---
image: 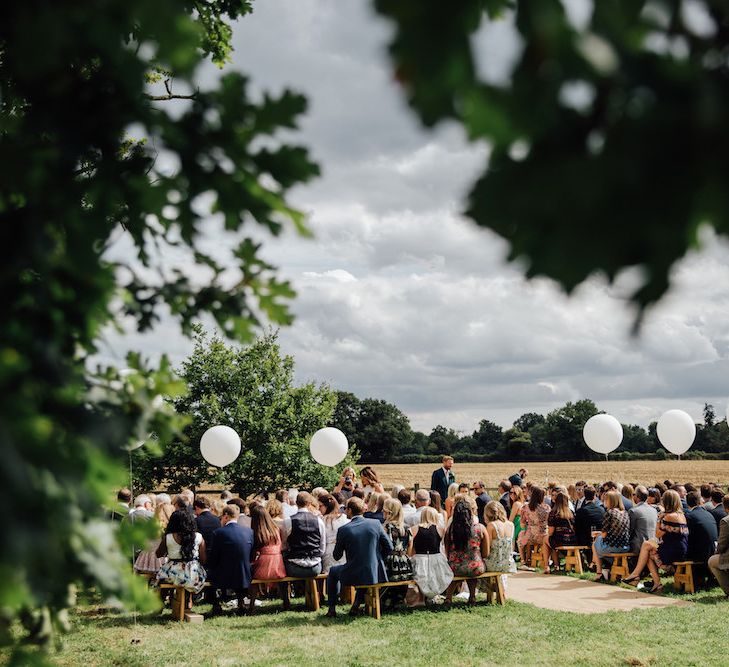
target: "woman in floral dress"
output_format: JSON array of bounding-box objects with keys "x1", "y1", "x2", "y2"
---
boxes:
[
  {"x1": 443, "y1": 498, "x2": 489, "y2": 604},
  {"x1": 519, "y1": 486, "x2": 550, "y2": 567}
]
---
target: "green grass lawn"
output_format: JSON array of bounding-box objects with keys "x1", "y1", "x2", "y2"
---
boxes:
[{"x1": 4, "y1": 577, "x2": 727, "y2": 667}]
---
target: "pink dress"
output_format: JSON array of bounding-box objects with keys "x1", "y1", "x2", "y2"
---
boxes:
[{"x1": 251, "y1": 537, "x2": 286, "y2": 580}]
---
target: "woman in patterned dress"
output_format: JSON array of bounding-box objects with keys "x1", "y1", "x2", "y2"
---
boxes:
[
  {"x1": 591, "y1": 491, "x2": 630, "y2": 580},
  {"x1": 382, "y1": 498, "x2": 413, "y2": 581},
  {"x1": 519, "y1": 486, "x2": 550, "y2": 567},
  {"x1": 443, "y1": 499, "x2": 489, "y2": 604},
  {"x1": 543, "y1": 491, "x2": 577, "y2": 574},
  {"x1": 484, "y1": 500, "x2": 517, "y2": 574},
  {"x1": 624, "y1": 489, "x2": 688, "y2": 593}
]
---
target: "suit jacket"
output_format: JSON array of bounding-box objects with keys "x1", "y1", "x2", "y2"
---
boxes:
[
  {"x1": 499, "y1": 492, "x2": 511, "y2": 516},
  {"x1": 686, "y1": 506, "x2": 718, "y2": 564},
  {"x1": 208, "y1": 521, "x2": 254, "y2": 591},
  {"x1": 628, "y1": 502, "x2": 657, "y2": 554},
  {"x1": 195, "y1": 510, "x2": 221, "y2": 552},
  {"x1": 508, "y1": 473, "x2": 523, "y2": 487},
  {"x1": 716, "y1": 515, "x2": 729, "y2": 570},
  {"x1": 430, "y1": 468, "x2": 455, "y2": 504},
  {"x1": 574, "y1": 501, "x2": 605, "y2": 547},
  {"x1": 621, "y1": 496, "x2": 633, "y2": 511},
  {"x1": 332, "y1": 516, "x2": 393, "y2": 586},
  {"x1": 475, "y1": 492, "x2": 493, "y2": 525},
  {"x1": 709, "y1": 504, "x2": 727, "y2": 531}
]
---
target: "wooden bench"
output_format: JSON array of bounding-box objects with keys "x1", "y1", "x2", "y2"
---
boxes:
[
  {"x1": 673, "y1": 561, "x2": 702, "y2": 594},
  {"x1": 157, "y1": 574, "x2": 327, "y2": 621},
  {"x1": 354, "y1": 572, "x2": 508, "y2": 620},
  {"x1": 602, "y1": 553, "x2": 636, "y2": 582},
  {"x1": 525, "y1": 544, "x2": 545, "y2": 569},
  {"x1": 556, "y1": 546, "x2": 591, "y2": 574}
]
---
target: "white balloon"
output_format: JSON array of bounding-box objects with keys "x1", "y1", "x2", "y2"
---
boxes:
[
  {"x1": 657, "y1": 410, "x2": 695, "y2": 456},
  {"x1": 309, "y1": 427, "x2": 348, "y2": 467},
  {"x1": 583, "y1": 414, "x2": 623, "y2": 455},
  {"x1": 200, "y1": 425, "x2": 241, "y2": 467}
]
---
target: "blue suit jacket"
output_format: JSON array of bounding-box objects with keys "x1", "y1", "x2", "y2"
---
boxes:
[
  {"x1": 430, "y1": 468, "x2": 455, "y2": 503},
  {"x1": 208, "y1": 521, "x2": 254, "y2": 591},
  {"x1": 332, "y1": 516, "x2": 393, "y2": 586},
  {"x1": 686, "y1": 506, "x2": 719, "y2": 564}
]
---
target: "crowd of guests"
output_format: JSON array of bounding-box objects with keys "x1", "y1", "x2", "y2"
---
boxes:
[{"x1": 111, "y1": 457, "x2": 729, "y2": 617}]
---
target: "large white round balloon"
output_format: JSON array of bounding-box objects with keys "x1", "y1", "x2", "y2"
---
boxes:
[
  {"x1": 200, "y1": 425, "x2": 241, "y2": 467},
  {"x1": 583, "y1": 414, "x2": 623, "y2": 455},
  {"x1": 657, "y1": 410, "x2": 695, "y2": 456},
  {"x1": 309, "y1": 427, "x2": 348, "y2": 467}
]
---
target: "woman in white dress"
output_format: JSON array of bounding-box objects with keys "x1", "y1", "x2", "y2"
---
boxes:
[
  {"x1": 320, "y1": 493, "x2": 350, "y2": 573},
  {"x1": 407, "y1": 507, "x2": 453, "y2": 602}
]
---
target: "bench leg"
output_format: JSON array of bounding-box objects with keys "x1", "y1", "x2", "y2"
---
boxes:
[
  {"x1": 307, "y1": 579, "x2": 320, "y2": 611},
  {"x1": 172, "y1": 588, "x2": 185, "y2": 621},
  {"x1": 495, "y1": 576, "x2": 506, "y2": 605}
]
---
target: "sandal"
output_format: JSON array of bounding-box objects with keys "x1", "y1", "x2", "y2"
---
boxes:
[
  {"x1": 648, "y1": 583, "x2": 664, "y2": 594},
  {"x1": 622, "y1": 575, "x2": 640, "y2": 585}
]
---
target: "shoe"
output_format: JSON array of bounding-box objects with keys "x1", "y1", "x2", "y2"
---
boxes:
[
  {"x1": 648, "y1": 583, "x2": 664, "y2": 594},
  {"x1": 348, "y1": 607, "x2": 364, "y2": 617},
  {"x1": 622, "y1": 575, "x2": 640, "y2": 586},
  {"x1": 455, "y1": 591, "x2": 470, "y2": 600},
  {"x1": 325, "y1": 609, "x2": 337, "y2": 618}
]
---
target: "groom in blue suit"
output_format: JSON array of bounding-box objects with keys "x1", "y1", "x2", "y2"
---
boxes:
[{"x1": 326, "y1": 496, "x2": 393, "y2": 617}]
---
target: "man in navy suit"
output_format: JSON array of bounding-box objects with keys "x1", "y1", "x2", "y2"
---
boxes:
[
  {"x1": 206, "y1": 504, "x2": 254, "y2": 617},
  {"x1": 686, "y1": 492, "x2": 718, "y2": 587},
  {"x1": 325, "y1": 497, "x2": 393, "y2": 617},
  {"x1": 709, "y1": 488, "x2": 727, "y2": 530},
  {"x1": 430, "y1": 456, "x2": 455, "y2": 503},
  {"x1": 194, "y1": 495, "x2": 221, "y2": 552}
]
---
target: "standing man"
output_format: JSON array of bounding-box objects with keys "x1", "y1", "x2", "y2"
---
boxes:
[
  {"x1": 430, "y1": 456, "x2": 455, "y2": 503},
  {"x1": 708, "y1": 495, "x2": 729, "y2": 597},
  {"x1": 325, "y1": 497, "x2": 393, "y2": 617},
  {"x1": 206, "y1": 504, "x2": 254, "y2": 617},
  {"x1": 628, "y1": 486, "x2": 657, "y2": 555},
  {"x1": 509, "y1": 468, "x2": 528, "y2": 487},
  {"x1": 472, "y1": 481, "x2": 492, "y2": 526}
]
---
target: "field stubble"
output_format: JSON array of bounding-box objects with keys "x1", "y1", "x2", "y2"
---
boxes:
[{"x1": 372, "y1": 460, "x2": 729, "y2": 491}]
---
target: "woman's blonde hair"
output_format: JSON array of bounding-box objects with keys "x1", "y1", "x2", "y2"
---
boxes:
[
  {"x1": 551, "y1": 492, "x2": 573, "y2": 520},
  {"x1": 266, "y1": 498, "x2": 283, "y2": 520},
  {"x1": 367, "y1": 491, "x2": 383, "y2": 513},
  {"x1": 485, "y1": 500, "x2": 506, "y2": 523},
  {"x1": 154, "y1": 502, "x2": 175, "y2": 531},
  {"x1": 383, "y1": 498, "x2": 404, "y2": 530},
  {"x1": 447, "y1": 482, "x2": 459, "y2": 500},
  {"x1": 418, "y1": 506, "x2": 440, "y2": 527},
  {"x1": 604, "y1": 491, "x2": 625, "y2": 511},
  {"x1": 662, "y1": 489, "x2": 682, "y2": 514},
  {"x1": 211, "y1": 499, "x2": 227, "y2": 517},
  {"x1": 511, "y1": 486, "x2": 524, "y2": 504}
]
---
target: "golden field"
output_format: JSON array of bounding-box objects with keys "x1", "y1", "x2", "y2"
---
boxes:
[{"x1": 369, "y1": 460, "x2": 729, "y2": 491}]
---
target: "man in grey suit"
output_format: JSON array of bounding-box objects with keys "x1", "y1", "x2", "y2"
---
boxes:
[
  {"x1": 628, "y1": 486, "x2": 657, "y2": 555},
  {"x1": 708, "y1": 495, "x2": 729, "y2": 596},
  {"x1": 326, "y1": 496, "x2": 393, "y2": 617}
]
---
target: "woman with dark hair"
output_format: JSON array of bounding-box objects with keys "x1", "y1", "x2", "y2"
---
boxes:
[
  {"x1": 519, "y1": 486, "x2": 549, "y2": 567},
  {"x1": 154, "y1": 498, "x2": 207, "y2": 596},
  {"x1": 647, "y1": 488, "x2": 664, "y2": 513},
  {"x1": 359, "y1": 466, "x2": 385, "y2": 495},
  {"x1": 320, "y1": 493, "x2": 350, "y2": 573},
  {"x1": 543, "y1": 492, "x2": 576, "y2": 574},
  {"x1": 443, "y1": 499, "x2": 488, "y2": 604},
  {"x1": 250, "y1": 504, "x2": 286, "y2": 581}
]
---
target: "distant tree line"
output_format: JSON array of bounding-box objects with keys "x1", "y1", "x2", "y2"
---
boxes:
[{"x1": 331, "y1": 393, "x2": 729, "y2": 464}]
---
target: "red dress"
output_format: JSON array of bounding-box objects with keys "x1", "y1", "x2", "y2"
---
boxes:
[{"x1": 251, "y1": 537, "x2": 286, "y2": 580}]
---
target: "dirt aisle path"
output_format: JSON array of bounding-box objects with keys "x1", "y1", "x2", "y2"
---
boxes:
[{"x1": 507, "y1": 570, "x2": 691, "y2": 613}]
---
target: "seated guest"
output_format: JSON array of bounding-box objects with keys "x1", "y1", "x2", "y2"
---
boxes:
[
  {"x1": 709, "y1": 489, "x2": 727, "y2": 530},
  {"x1": 266, "y1": 498, "x2": 285, "y2": 528},
  {"x1": 629, "y1": 486, "x2": 657, "y2": 555},
  {"x1": 250, "y1": 505, "x2": 286, "y2": 580},
  {"x1": 700, "y1": 484, "x2": 714, "y2": 509},
  {"x1": 154, "y1": 498, "x2": 207, "y2": 597},
  {"x1": 405, "y1": 489, "x2": 431, "y2": 528},
  {"x1": 592, "y1": 491, "x2": 630, "y2": 580},
  {"x1": 624, "y1": 489, "x2": 688, "y2": 592},
  {"x1": 508, "y1": 486, "x2": 524, "y2": 548},
  {"x1": 363, "y1": 492, "x2": 386, "y2": 523},
  {"x1": 398, "y1": 488, "x2": 416, "y2": 518},
  {"x1": 194, "y1": 495, "x2": 221, "y2": 553},
  {"x1": 518, "y1": 486, "x2": 550, "y2": 566},
  {"x1": 674, "y1": 485, "x2": 689, "y2": 512},
  {"x1": 109, "y1": 488, "x2": 132, "y2": 521},
  {"x1": 444, "y1": 483, "x2": 459, "y2": 518},
  {"x1": 647, "y1": 487, "x2": 664, "y2": 513},
  {"x1": 206, "y1": 505, "x2": 253, "y2": 616},
  {"x1": 544, "y1": 491, "x2": 576, "y2": 574},
  {"x1": 472, "y1": 481, "x2": 493, "y2": 526},
  {"x1": 498, "y1": 480, "x2": 512, "y2": 515},
  {"x1": 325, "y1": 497, "x2": 393, "y2": 617},
  {"x1": 685, "y1": 491, "x2": 718, "y2": 571},
  {"x1": 429, "y1": 490, "x2": 448, "y2": 528},
  {"x1": 484, "y1": 500, "x2": 516, "y2": 574},
  {"x1": 320, "y1": 494, "x2": 350, "y2": 573},
  {"x1": 444, "y1": 498, "x2": 488, "y2": 604},
  {"x1": 408, "y1": 507, "x2": 453, "y2": 603},
  {"x1": 708, "y1": 494, "x2": 729, "y2": 597},
  {"x1": 281, "y1": 491, "x2": 326, "y2": 578},
  {"x1": 620, "y1": 484, "x2": 634, "y2": 511},
  {"x1": 382, "y1": 498, "x2": 413, "y2": 583},
  {"x1": 227, "y1": 498, "x2": 252, "y2": 528},
  {"x1": 575, "y1": 486, "x2": 605, "y2": 549}
]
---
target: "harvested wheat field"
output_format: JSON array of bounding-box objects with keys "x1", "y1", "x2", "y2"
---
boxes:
[{"x1": 371, "y1": 460, "x2": 729, "y2": 491}]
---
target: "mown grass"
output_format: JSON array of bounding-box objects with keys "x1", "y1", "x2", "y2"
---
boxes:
[{"x1": 3, "y1": 576, "x2": 727, "y2": 667}]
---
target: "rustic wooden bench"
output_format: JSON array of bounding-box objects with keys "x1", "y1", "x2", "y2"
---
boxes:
[
  {"x1": 602, "y1": 553, "x2": 637, "y2": 582},
  {"x1": 556, "y1": 546, "x2": 591, "y2": 574},
  {"x1": 353, "y1": 571, "x2": 509, "y2": 620},
  {"x1": 525, "y1": 544, "x2": 545, "y2": 569},
  {"x1": 157, "y1": 574, "x2": 327, "y2": 621},
  {"x1": 673, "y1": 561, "x2": 702, "y2": 594}
]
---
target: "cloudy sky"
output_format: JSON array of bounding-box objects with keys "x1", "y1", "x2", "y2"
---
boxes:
[{"x1": 103, "y1": 0, "x2": 729, "y2": 434}]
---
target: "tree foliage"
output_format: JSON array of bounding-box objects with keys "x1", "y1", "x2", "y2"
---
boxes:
[
  {"x1": 1, "y1": 0, "x2": 318, "y2": 650},
  {"x1": 132, "y1": 330, "x2": 350, "y2": 497},
  {"x1": 373, "y1": 0, "x2": 729, "y2": 322}
]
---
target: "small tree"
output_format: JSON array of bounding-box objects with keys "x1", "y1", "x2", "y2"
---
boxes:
[{"x1": 134, "y1": 330, "x2": 354, "y2": 496}]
